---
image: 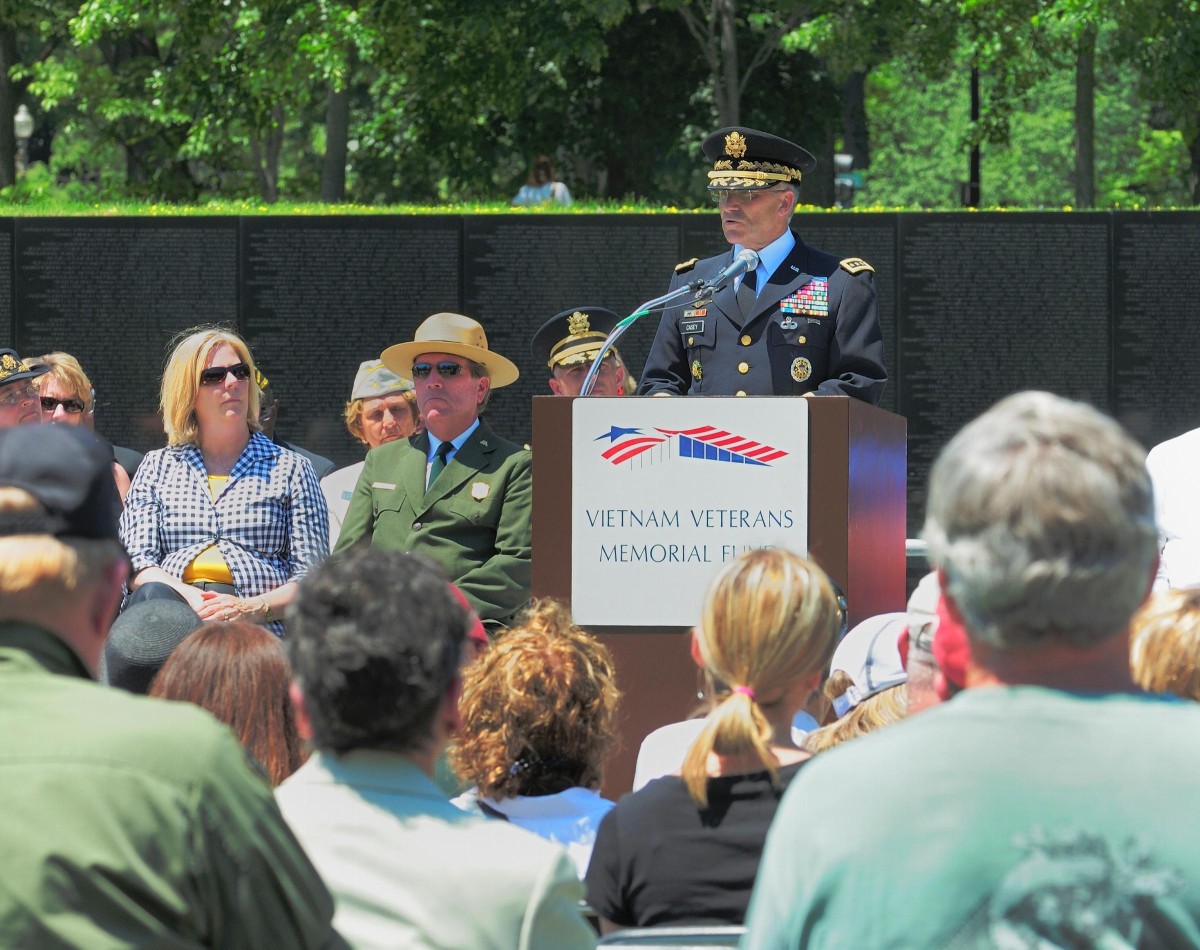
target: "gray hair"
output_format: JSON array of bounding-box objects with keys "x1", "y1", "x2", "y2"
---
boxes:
[{"x1": 923, "y1": 391, "x2": 1155, "y2": 650}]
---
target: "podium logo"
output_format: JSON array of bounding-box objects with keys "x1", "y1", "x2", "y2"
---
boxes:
[{"x1": 595, "y1": 425, "x2": 789, "y2": 467}]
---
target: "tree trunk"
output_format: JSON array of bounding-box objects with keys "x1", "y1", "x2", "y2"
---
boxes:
[
  {"x1": 841, "y1": 71, "x2": 870, "y2": 170},
  {"x1": 320, "y1": 85, "x2": 350, "y2": 203},
  {"x1": 0, "y1": 26, "x2": 18, "y2": 188},
  {"x1": 716, "y1": 0, "x2": 740, "y2": 125},
  {"x1": 1073, "y1": 24, "x2": 1096, "y2": 208},
  {"x1": 966, "y1": 66, "x2": 981, "y2": 207}
]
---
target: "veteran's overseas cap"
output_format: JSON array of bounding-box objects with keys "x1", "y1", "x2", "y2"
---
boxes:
[
  {"x1": 703, "y1": 127, "x2": 817, "y2": 191},
  {"x1": 350, "y1": 359, "x2": 414, "y2": 401},
  {"x1": 531, "y1": 307, "x2": 621, "y2": 369}
]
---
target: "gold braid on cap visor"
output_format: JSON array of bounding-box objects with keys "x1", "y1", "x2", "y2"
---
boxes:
[
  {"x1": 708, "y1": 160, "x2": 803, "y2": 188},
  {"x1": 550, "y1": 337, "x2": 608, "y2": 368}
]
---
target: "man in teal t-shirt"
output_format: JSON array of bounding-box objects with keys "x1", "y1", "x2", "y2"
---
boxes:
[{"x1": 745, "y1": 392, "x2": 1200, "y2": 949}]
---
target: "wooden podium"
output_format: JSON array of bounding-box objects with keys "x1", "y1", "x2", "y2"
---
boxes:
[{"x1": 531, "y1": 395, "x2": 906, "y2": 796}]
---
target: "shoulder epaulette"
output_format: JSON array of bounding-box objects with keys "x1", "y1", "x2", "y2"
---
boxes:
[
  {"x1": 839, "y1": 257, "x2": 874, "y2": 276},
  {"x1": 674, "y1": 257, "x2": 700, "y2": 275}
]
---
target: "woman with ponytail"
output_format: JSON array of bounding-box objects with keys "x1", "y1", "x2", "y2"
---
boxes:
[{"x1": 584, "y1": 548, "x2": 842, "y2": 932}]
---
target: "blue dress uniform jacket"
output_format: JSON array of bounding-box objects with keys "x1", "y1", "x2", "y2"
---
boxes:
[
  {"x1": 334, "y1": 418, "x2": 532, "y2": 629},
  {"x1": 639, "y1": 233, "x2": 887, "y2": 401}
]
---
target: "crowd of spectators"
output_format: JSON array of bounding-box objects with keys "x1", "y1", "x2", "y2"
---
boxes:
[{"x1": 6, "y1": 325, "x2": 1200, "y2": 948}]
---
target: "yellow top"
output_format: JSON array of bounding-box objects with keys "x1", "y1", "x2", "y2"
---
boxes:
[{"x1": 182, "y1": 476, "x2": 235, "y2": 585}]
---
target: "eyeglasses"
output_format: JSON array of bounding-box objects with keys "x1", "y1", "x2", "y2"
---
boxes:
[
  {"x1": 412, "y1": 361, "x2": 465, "y2": 380},
  {"x1": 709, "y1": 187, "x2": 786, "y2": 205},
  {"x1": 199, "y1": 362, "x2": 252, "y2": 386},
  {"x1": 0, "y1": 383, "x2": 38, "y2": 407},
  {"x1": 40, "y1": 395, "x2": 87, "y2": 414}
]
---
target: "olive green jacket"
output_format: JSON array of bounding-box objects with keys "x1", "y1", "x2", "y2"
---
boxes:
[
  {"x1": 0, "y1": 621, "x2": 343, "y2": 949},
  {"x1": 335, "y1": 419, "x2": 533, "y2": 629}
]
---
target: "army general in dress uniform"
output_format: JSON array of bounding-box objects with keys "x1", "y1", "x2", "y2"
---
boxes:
[
  {"x1": 639, "y1": 127, "x2": 887, "y2": 401},
  {"x1": 335, "y1": 313, "x2": 531, "y2": 633}
]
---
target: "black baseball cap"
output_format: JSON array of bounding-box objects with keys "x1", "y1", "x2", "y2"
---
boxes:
[{"x1": 0, "y1": 425, "x2": 121, "y2": 541}]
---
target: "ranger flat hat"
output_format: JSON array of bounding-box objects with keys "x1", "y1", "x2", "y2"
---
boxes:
[
  {"x1": 350, "y1": 359, "x2": 413, "y2": 401},
  {"x1": 0, "y1": 348, "x2": 49, "y2": 388},
  {"x1": 703, "y1": 126, "x2": 817, "y2": 191},
  {"x1": 381, "y1": 313, "x2": 520, "y2": 389},
  {"x1": 531, "y1": 307, "x2": 621, "y2": 370}
]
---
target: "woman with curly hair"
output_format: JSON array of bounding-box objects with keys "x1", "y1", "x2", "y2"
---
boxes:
[
  {"x1": 449, "y1": 599, "x2": 620, "y2": 877},
  {"x1": 585, "y1": 548, "x2": 841, "y2": 932}
]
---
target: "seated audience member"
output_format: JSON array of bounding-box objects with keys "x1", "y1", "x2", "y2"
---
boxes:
[
  {"x1": 257, "y1": 369, "x2": 337, "y2": 480},
  {"x1": 745, "y1": 392, "x2": 1200, "y2": 949},
  {"x1": 102, "y1": 598, "x2": 203, "y2": 694},
  {"x1": 33, "y1": 351, "x2": 132, "y2": 501},
  {"x1": 0, "y1": 424, "x2": 339, "y2": 947},
  {"x1": 802, "y1": 612, "x2": 908, "y2": 753},
  {"x1": 0, "y1": 348, "x2": 46, "y2": 428},
  {"x1": 149, "y1": 620, "x2": 306, "y2": 786},
  {"x1": 322, "y1": 359, "x2": 419, "y2": 547},
  {"x1": 1131, "y1": 588, "x2": 1200, "y2": 702},
  {"x1": 585, "y1": 548, "x2": 841, "y2": 932},
  {"x1": 276, "y1": 546, "x2": 596, "y2": 949},
  {"x1": 336, "y1": 312, "x2": 532, "y2": 633},
  {"x1": 119, "y1": 327, "x2": 328, "y2": 634},
  {"x1": 531, "y1": 307, "x2": 627, "y2": 397},
  {"x1": 449, "y1": 599, "x2": 620, "y2": 877}
]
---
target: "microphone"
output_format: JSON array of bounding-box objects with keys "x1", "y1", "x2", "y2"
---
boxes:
[{"x1": 695, "y1": 248, "x2": 760, "y2": 294}]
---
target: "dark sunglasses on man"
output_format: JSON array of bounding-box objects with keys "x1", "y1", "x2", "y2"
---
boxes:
[
  {"x1": 411, "y1": 360, "x2": 465, "y2": 380},
  {"x1": 199, "y1": 362, "x2": 253, "y2": 386}
]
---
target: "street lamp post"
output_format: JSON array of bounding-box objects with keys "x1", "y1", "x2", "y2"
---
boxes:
[{"x1": 14, "y1": 105, "x2": 33, "y2": 177}]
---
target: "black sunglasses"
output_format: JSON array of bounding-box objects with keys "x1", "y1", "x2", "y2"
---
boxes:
[
  {"x1": 40, "y1": 395, "x2": 86, "y2": 414},
  {"x1": 199, "y1": 362, "x2": 252, "y2": 386},
  {"x1": 411, "y1": 361, "x2": 464, "y2": 380}
]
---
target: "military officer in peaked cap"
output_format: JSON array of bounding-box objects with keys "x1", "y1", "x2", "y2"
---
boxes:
[
  {"x1": 639, "y1": 127, "x2": 887, "y2": 401},
  {"x1": 531, "y1": 306, "x2": 629, "y2": 397}
]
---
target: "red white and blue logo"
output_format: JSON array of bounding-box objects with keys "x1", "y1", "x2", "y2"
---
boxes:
[{"x1": 595, "y1": 425, "x2": 789, "y2": 467}]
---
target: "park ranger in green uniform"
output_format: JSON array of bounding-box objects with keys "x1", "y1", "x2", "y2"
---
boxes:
[{"x1": 336, "y1": 312, "x2": 531, "y2": 633}]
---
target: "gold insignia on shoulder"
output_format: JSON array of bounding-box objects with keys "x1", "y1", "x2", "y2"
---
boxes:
[
  {"x1": 726, "y1": 131, "x2": 748, "y2": 159},
  {"x1": 691, "y1": 360, "x2": 703, "y2": 381},
  {"x1": 567, "y1": 311, "x2": 590, "y2": 336},
  {"x1": 255, "y1": 369, "x2": 270, "y2": 390},
  {"x1": 791, "y1": 357, "x2": 812, "y2": 383},
  {"x1": 839, "y1": 257, "x2": 874, "y2": 276},
  {"x1": 674, "y1": 257, "x2": 699, "y2": 275}
]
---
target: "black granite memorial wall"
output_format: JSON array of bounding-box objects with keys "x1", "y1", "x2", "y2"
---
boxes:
[{"x1": 4, "y1": 211, "x2": 1196, "y2": 534}]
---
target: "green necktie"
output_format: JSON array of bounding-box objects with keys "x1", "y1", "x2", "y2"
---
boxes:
[{"x1": 427, "y1": 440, "x2": 453, "y2": 490}]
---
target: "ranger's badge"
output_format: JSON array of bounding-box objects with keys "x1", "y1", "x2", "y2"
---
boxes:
[{"x1": 471, "y1": 481, "x2": 490, "y2": 501}]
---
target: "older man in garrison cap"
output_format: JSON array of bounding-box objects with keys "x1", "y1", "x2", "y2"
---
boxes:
[
  {"x1": 336, "y1": 313, "x2": 531, "y2": 632},
  {"x1": 0, "y1": 348, "x2": 47, "y2": 428},
  {"x1": 0, "y1": 425, "x2": 340, "y2": 947},
  {"x1": 639, "y1": 127, "x2": 886, "y2": 400},
  {"x1": 532, "y1": 305, "x2": 629, "y2": 396}
]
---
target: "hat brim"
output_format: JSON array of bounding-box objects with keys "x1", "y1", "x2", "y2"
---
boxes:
[
  {"x1": 0, "y1": 363, "x2": 50, "y2": 386},
  {"x1": 380, "y1": 341, "x2": 520, "y2": 389}
]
